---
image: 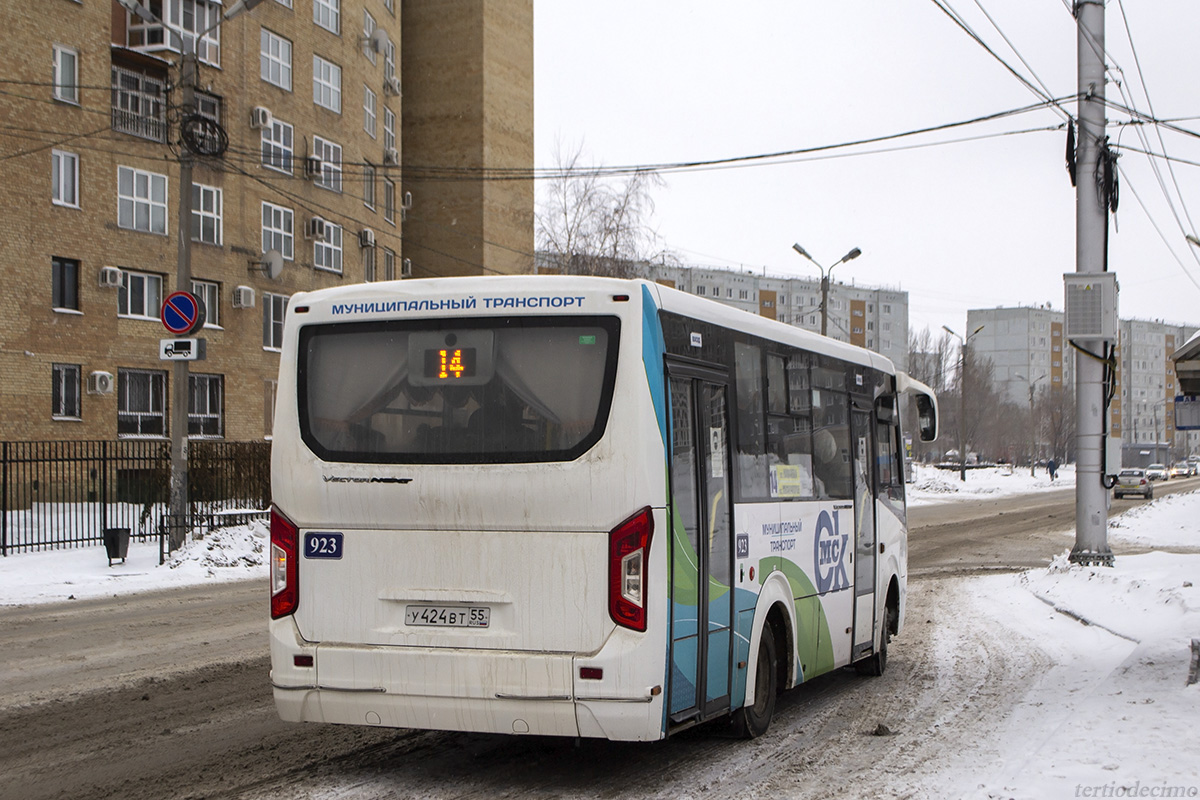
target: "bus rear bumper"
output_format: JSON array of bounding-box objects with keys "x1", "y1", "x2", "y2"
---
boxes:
[{"x1": 269, "y1": 620, "x2": 664, "y2": 741}]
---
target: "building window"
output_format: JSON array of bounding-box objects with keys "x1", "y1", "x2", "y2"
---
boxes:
[
  {"x1": 312, "y1": 136, "x2": 342, "y2": 192},
  {"x1": 126, "y1": 0, "x2": 223, "y2": 65},
  {"x1": 189, "y1": 374, "x2": 224, "y2": 437},
  {"x1": 363, "y1": 243, "x2": 376, "y2": 281},
  {"x1": 117, "y1": 368, "x2": 167, "y2": 436},
  {"x1": 260, "y1": 28, "x2": 293, "y2": 90},
  {"x1": 192, "y1": 279, "x2": 219, "y2": 327},
  {"x1": 111, "y1": 65, "x2": 167, "y2": 141},
  {"x1": 313, "y1": 0, "x2": 340, "y2": 34},
  {"x1": 261, "y1": 201, "x2": 294, "y2": 260},
  {"x1": 696, "y1": 286, "x2": 706, "y2": 296},
  {"x1": 263, "y1": 293, "x2": 289, "y2": 350},
  {"x1": 363, "y1": 85, "x2": 377, "y2": 137},
  {"x1": 52, "y1": 364, "x2": 81, "y2": 420},
  {"x1": 52, "y1": 256, "x2": 79, "y2": 310},
  {"x1": 273, "y1": 0, "x2": 291, "y2": 6},
  {"x1": 118, "y1": 270, "x2": 163, "y2": 319},
  {"x1": 52, "y1": 150, "x2": 79, "y2": 207},
  {"x1": 383, "y1": 106, "x2": 395, "y2": 151},
  {"x1": 53, "y1": 45, "x2": 79, "y2": 104},
  {"x1": 739, "y1": 290, "x2": 749, "y2": 300},
  {"x1": 117, "y1": 166, "x2": 168, "y2": 234},
  {"x1": 383, "y1": 178, "x2": 395, "y2": 224},
  {"x1": 364, "y1": 162, "x2": 376, "y2": 208},
  {"x1": 384, "y1": 38, "x2": 396, "y2": 80},
  {"x1": 382, "y1": 247, "x2": 395, "y2": 280},
  {"x1": 883, "y1": 304, "x2": 891, "y2": 314},
  {"x1": 313, "y1": 55, "x2": 341, "y2": 112},
  {"x1": 261, "y1": 118, "x2": 293, "y2": 173},
  {"x1": 362, "y1": 10, "x2": 377, "y2": 64},
  {"x1": 313, "y1": 222, "x2": 343, "y2": 273},
  {"x1": 191, "y1": 183, "x2": 222, "y2": 245}
]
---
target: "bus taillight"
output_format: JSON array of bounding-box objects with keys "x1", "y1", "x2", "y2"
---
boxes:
[
  {"x1": 270, "y1": 506, "x2": 300, "y2": 619},
  {"x1": 609, "y1": 507, "x2": 653, "y2": 632}
]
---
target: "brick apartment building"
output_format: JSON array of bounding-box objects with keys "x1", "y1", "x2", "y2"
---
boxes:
[{"x1": 0, "y1": 0, "x2": 533, "y2": 443}]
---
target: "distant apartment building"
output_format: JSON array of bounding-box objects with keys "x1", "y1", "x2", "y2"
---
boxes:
[
  {"x1": 0, "y1": 0, "x2": 533, "y2": 443},
  {"x1": 967, "y1": 306, "x2": 1198, "y2": 460},
  {"x1": 967, "y1": 306, "x2": 1071, "y2": 405},
  {"x1": 1117, "y1": 318, "x2": 1199, "y2": 461},
  {"x1": 649, "y1": 265, "x2": 910, "y2": 371}
]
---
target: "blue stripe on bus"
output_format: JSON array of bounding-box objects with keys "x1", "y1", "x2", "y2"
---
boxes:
[{"x1": 641, "y1": 284, "x2": 667, "y2": 445}]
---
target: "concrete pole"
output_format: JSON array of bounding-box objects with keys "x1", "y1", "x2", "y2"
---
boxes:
[
  {"x1": 1070, "y1": 0, "x2": 1114, "y2": 566},
  {"x1": 1029, "y1": 383, "x2": 1037, "y2": 478},
  {"x1": 168, "y1": 50, "x2": 197, "y2": 553},
  {"x1": 820, "y1": 274, "x2": 829, "y2": 337}
]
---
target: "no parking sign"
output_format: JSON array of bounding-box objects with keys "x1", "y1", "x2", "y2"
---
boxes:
[{"x1": 160, "y1": 291, "x2": 206, "y2": 336}]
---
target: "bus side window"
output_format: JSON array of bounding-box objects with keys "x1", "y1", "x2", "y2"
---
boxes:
[
  {"x1": 812, "y1": 389, "x2": 852, "y2": 499},
  {"x1": 734, "y1": 341, "x2": 768, "y2": 499},
  {"x1": 766, "y1": 354, "x2": 815, "y2": 499}
]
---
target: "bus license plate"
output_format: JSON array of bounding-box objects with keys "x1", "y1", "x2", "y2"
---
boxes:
[{"x1": 405, "y1": 605, "x2": 490, "y2": 628}]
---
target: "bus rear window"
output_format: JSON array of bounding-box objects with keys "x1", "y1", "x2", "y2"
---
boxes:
[{"x1": 297, "y1": 316, "x2": 620, "y2": 463}]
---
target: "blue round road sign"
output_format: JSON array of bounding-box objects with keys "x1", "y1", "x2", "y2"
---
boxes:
[{"x1": 161, "y1": 291, "x2": 205, "y2": 335}]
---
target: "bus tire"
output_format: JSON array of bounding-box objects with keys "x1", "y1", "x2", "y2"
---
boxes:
[
  {"x1": 856, "y1": 604, "x2": 894, "y2": 677},
  {"x1": 733, "y1": 624, "x2": 778, "y2": 739}
]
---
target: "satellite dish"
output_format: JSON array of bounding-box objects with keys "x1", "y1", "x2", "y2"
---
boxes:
[
  {"x1": 263, "y1": 249, "x2": 284, "y2": 280},
  {"x1": 369, "y1": 28, "x2": 390, "y2": 54},
  {"x1": 249, "y1": 250, "x2": 285, "y2": 280}
]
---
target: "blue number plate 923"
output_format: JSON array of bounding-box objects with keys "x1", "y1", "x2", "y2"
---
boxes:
[{"x1": 304, "y1": 532, "x2": 343, "y2": 559}]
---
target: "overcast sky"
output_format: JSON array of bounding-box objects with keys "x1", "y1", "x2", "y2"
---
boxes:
[{"x1": 534, "y1": 1, "x2": 1200, "y2": 337}]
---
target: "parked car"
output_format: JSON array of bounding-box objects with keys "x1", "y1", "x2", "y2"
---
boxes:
[
  {"x1": 1171, "y1": 462, "x2": 1191, "y2": 479},
  {"x1": 1114, "y1": 468, "x2": 1153, "y2": 500},
  {"x1": 1145, "y1": 463, "x2": 1169, "y2": 481}
]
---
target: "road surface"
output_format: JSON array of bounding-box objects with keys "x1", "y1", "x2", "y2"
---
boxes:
[{"x1": 0, "y1": 477, "x2": 1195, "y2": 800}]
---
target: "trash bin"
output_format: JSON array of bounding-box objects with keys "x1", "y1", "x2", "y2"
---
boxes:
[{"x1": 103, "y1": 527, "x2": 131, "y2": 567}]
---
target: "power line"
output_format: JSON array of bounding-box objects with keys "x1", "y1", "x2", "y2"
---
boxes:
[{"x1": 1115, "y1": 164, "x2": 1200, "y2": 293}]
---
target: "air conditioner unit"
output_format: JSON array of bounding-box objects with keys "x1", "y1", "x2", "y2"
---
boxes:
[
  {"x1": 306, "y1": 216, "x2": 328, "y2": 239},
  {"x1": 1063, "y1": 272, "x2": 1119, "y2": 342},
  {"x1": 303, "y1": 155, "x2": 323, "y2": 179},
  {"x1": 384, "y1": 76, "x2": 401, "y2": 96},
  {"x1": 87, "y1": 371, "x2": 114, "y2": 395},
  {"x1": 383, "y1": 147, "x2": 399, "y2": 166},
  {"x1": 250, "y1": 106, "x2": 272, "y2": 130},
  {"x1": 232, "y1": 285, "x2": 256, "y2": 308},
  {"x1": 400, "y1": 258, "x2": 413, "y2": 278},
  {"x1": 98, "y1": 266, "x2": 122, "y2": 288},
  {"x1": 359, "y1": 228, "x2": 376, "y2": 249}
]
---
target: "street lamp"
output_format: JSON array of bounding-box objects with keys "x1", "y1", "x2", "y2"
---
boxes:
[
  {"x1": 1014, "y1": 372, "x2": 1046, "y2": 477},
  {"x1": 943, "y1": 324, "x2": 985, "y2": 482},
  {"x1": 791, "y1": 243, "x2": 861, "y2": 337},
  {"x1": 116, "y1": 0, "x2": 264, "y2": 551}
]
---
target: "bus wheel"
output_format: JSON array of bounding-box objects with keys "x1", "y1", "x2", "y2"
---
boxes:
[
  {"x1": 733, "y1": 624, "x2": 777, "y2": 739},
  {"x1": 856, "y1": 605, "x2": 895, "y2": 677}
]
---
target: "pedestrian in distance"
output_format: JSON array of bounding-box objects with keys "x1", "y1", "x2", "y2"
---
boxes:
[{"x1": 1047, "y1": 458, "x2": 1058, "y2": 481}]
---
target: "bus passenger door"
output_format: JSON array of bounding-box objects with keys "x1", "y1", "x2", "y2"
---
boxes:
[
  {"x1": 666, "y1": 369, "x2": 734, "y2": 725},
  {"x1": 851, "y1": 406, "x2": 877, "y2": 659}
]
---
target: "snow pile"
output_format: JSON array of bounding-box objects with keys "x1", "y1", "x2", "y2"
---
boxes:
[
  {"x1": 1108, "y1": 488, "x2": 1200, "y2": 547},
  {"x1": 962, "y1": 545, "x2": 1200, "y2": 798},
  {"x1": 0, "y1": 520, "x2": 269, "y2": 606},
  {"x1": 907, "y1": 462, "x2": 1074, "y2": 506}
]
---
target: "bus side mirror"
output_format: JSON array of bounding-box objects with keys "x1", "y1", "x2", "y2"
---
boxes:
[{"x1": 916, "y1": 394, "x2": 937, "y2": 442}]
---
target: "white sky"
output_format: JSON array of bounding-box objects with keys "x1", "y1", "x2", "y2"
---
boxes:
[{"x1": 534, "y1": 1, "x2": 1200, "y2": 337}]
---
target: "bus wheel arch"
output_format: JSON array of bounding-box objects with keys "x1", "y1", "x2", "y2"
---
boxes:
[{"x1": 733, "y1": 602, "x2": 788, "y2": 739}]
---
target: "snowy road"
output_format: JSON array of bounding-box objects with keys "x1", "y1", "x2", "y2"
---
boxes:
[{"x1": 0, "y1": 480, "x2": 1196, "y2": 800}]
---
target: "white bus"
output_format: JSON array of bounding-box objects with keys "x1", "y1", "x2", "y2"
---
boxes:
[{"x1": 269, "y1": 276, "x2": 938, "y2": 741}]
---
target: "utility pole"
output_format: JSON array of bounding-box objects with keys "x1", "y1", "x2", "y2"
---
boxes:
[
  {"x1": 168, "y1": 51, "x2": 197, "y2": 552},
  {"x1": 1070, "y1": 0, "x2": 1114, "y2": 566}
]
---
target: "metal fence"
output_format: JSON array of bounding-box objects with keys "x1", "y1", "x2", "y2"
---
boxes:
[{"x1": 1, "y1": 440, "x2": 271, "y2": 556}]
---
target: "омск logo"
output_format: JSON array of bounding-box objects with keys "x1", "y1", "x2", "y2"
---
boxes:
[{"x1": 814, "y1": 509, "x2": 850, "y2": 593}]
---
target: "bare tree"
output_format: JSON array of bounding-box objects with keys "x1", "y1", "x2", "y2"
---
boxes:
[
  {"x1": 536, "y1": 141, "x2": 667, "y2": 277},
  {"x1": 905, "y1": 327, "x2": 956, "y2": 462},
  {"x1": 1039, "y1": 385, "x2": 1077, "y2": 463}
]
